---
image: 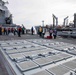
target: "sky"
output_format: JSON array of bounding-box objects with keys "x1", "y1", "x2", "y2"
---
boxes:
[{"x1": 4, "y1": 0, "x2": 76, "y2": 28}]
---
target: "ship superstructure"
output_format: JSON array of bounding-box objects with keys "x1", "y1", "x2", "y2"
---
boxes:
[{"x1": 0, "y1": 0, "x2": 12, "y2": 25}]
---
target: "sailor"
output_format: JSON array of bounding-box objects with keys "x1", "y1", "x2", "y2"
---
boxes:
[
  {"x1": 18, "y1": 27, "x2": 22, "y2": 37},
  {"x1": 39, "y1": 26, "x2": 43, "y2": 37},
  {"x1": 49, "y1": 28, "x2": 53, "y2": 37},
  {"x1": 31, "y1": 27, "x2": 34, "y2": 35},
  {"x1": 8, "y1": 27, "x2": 10, "y2": 35},
  {"x1": 53, "y1": 29, "x2": 57, "y2": 39}
]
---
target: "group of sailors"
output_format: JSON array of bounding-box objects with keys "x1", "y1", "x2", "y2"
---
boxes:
[
  {"x1": 0, "y1": 26, "x2": 25, "y2": 37},
  {"x1": 0, "y1": 26, "x2": 57, "y2": 38},
  {"x1": 38, "y1": 26, "x2": 57, "y2": 39}
]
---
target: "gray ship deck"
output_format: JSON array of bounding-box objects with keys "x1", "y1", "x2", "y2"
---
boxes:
[{"x1": 0, "y1": 34, "x2": 76, "y2": 75}]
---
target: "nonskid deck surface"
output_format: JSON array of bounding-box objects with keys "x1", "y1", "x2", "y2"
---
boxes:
[{"x1": 0, "y1": 39, "x2": 76, "y2": 75}]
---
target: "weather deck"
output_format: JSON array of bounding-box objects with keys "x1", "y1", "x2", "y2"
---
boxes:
[{"x1": 0, "y1": 34, "x2": 76, "y2": 75}]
